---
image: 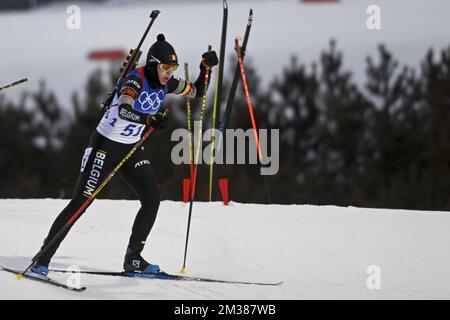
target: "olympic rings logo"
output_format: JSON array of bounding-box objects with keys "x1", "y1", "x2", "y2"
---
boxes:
[{"x1": 138, "y1": 90, "x2": 165, "y2": 111}]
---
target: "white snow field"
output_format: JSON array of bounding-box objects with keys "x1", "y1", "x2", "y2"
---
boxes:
[
  {"x1": 1, "y1": 0, "x2": 450, "y2": 108},
  {"x1": 0, "y1": 199, "x2": 450, "y2": 299}
]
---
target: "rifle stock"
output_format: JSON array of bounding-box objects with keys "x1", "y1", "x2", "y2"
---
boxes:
[{"x1": 99, "y1": 10, "x2": 160, "y2": 110}]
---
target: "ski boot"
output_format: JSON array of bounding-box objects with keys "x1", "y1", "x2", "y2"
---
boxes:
[
  {"x1": 31, "y1": 238, "x2": 50, "y2": 276},
  {"x1": 123, "y1": 248, "x2": 160, "y2": 274},
  {"x1": 31, "y1": 265, "x2": 49, "y2": 276}
]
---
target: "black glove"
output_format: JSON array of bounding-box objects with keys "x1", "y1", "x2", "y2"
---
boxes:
[
  {"x1": 201, "y1": 50, "x2": 219, "y2": 68},
  {"x1": 146, "y1": 107, "x2": 170, "y2": 129}
]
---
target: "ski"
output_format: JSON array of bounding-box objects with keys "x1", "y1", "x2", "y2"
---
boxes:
[
  {"x1": 208, "y1": 0, "x2": 229, "y2": 201},
  {"x1": 218, "y1": 8, "x2": 253, "y2": 150},
  {"x1": 1, "y1": 266, "x2": 87, "y2": 292},
  {"x1": 50, "y1": 269, "x2": 283, "y2": 286}
]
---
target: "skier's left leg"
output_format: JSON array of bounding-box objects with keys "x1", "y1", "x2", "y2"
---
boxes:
[{"x1": 119, "y1": 148, "x2": 161, "y2": 273}]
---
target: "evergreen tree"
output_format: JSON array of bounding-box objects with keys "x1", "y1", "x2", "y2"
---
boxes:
[
  {"x1": 0, "y1": 81, "x2": 66, "y2": 197},
  {"x1": 313, "y1": 40, "x2": 371, "y2": 206},
  {"x1": 262, "y1": 55, "x2": 320, "y2": 204},
  {"x1": 419, "y1": 47, "x2": 450, "y2": 209},
  {"x1": 365, "y1": 45, "x2": 424, "y2": 208}
]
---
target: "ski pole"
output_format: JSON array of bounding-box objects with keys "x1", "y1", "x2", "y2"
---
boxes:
[
  {"x1": 191, "y1": 45, "x2": 212, "y2": 201},
  {"x1": 235, "y1": 37, "x2": 263, "y2": 161},
  {"x1": 180, "y1": 45, "x2": 212, "y2": 274},
  {"x1": 208, "y1": 0, "x2": 228, "y2": 201},
  {"x1": 17, "y1": 127, "x2": 156, "y2": 279},
  {"x1": 0, "y1": 78, "x2": 27, "y2": 91},
  {"x1": 184, "y1": 63, "x2": 195, "y2": 184},
  {"x1": 235, "y1": 37, "x2": 272, "y2": 204},
  {"x1": 100, "y1": 10, "x2": 160, "y2": 110}
]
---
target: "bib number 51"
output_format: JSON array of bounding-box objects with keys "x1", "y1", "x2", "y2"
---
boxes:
[{"x1": 121, "y1": 124, "x2": 144, "y2": 137}]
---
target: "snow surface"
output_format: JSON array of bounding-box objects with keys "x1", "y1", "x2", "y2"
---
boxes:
[
  {"x1": 1, "y1": 199, "x2": 450, "y2": 299},
  {"x1": 1, "y1": 0, "x2": 450, "y2": 109}
]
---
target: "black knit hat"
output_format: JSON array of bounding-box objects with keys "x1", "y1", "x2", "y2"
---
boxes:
[{"x1": 147, "y1": 34, "x2": 178, "y2": 65}]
